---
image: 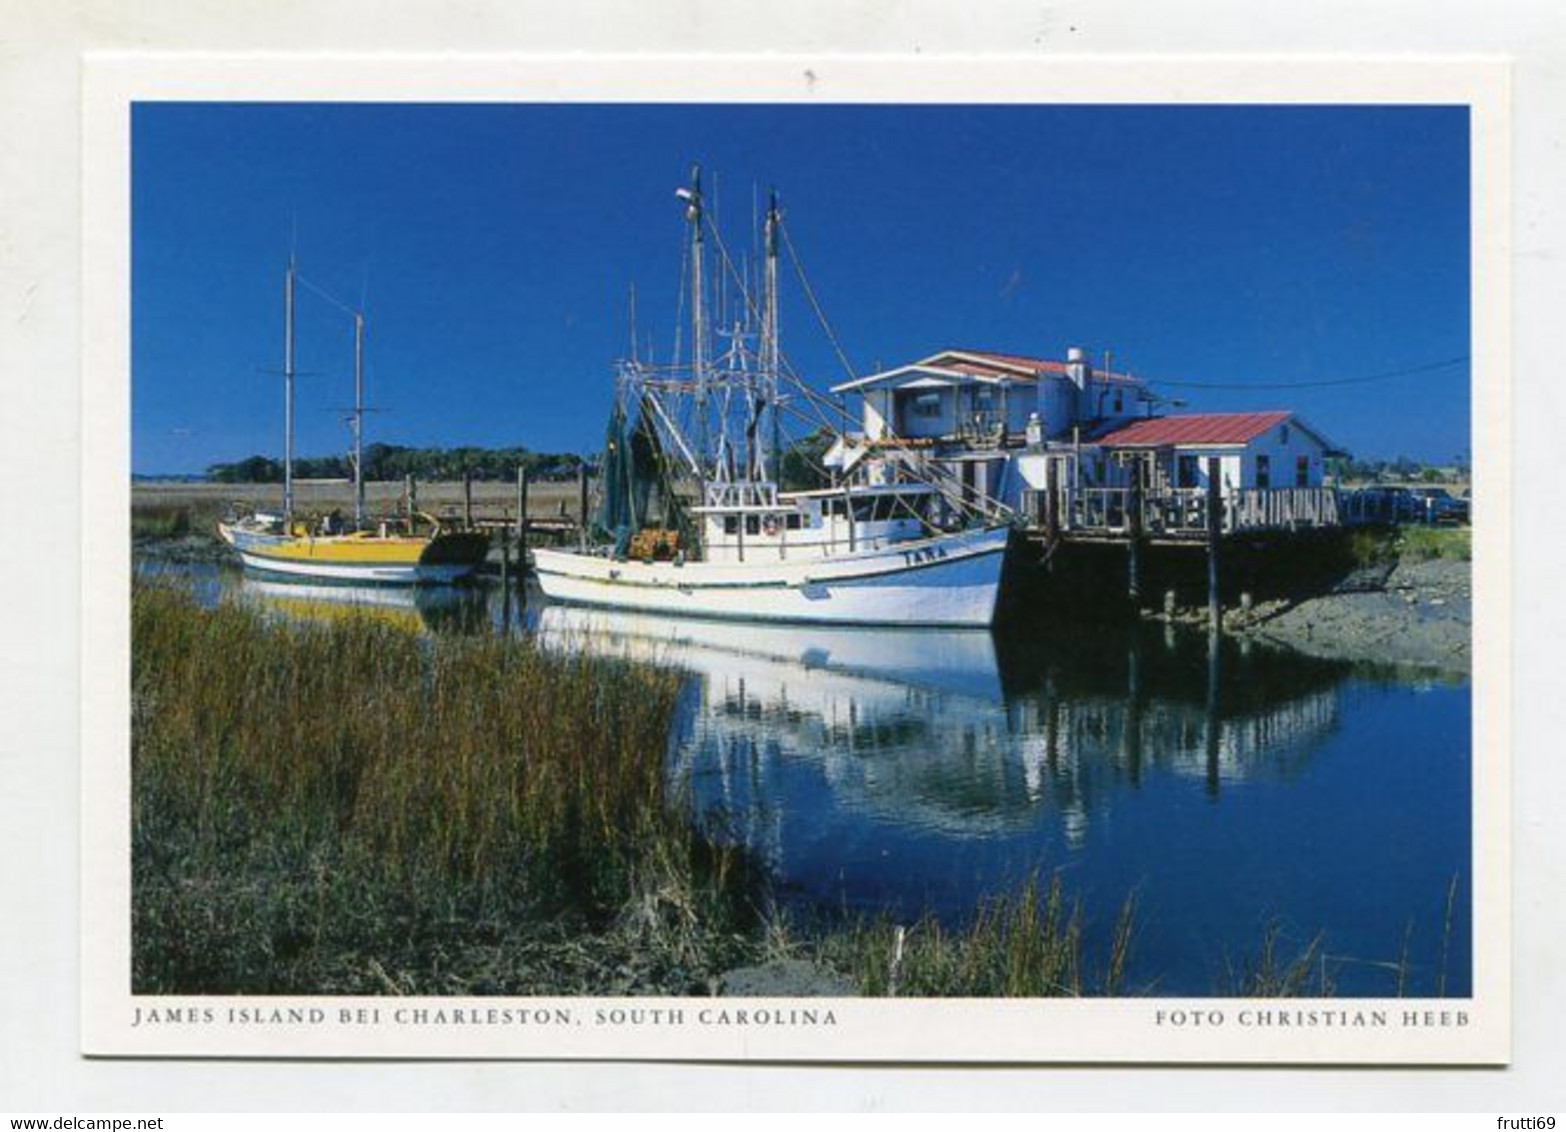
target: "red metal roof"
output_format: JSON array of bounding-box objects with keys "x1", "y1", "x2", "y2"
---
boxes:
[
  {"x1": 939, "y1": 349, "x2": 1138, "y2": 383},
  {"x1": 1093, "y1": 411, "x2": 1293, "y2": 448}
]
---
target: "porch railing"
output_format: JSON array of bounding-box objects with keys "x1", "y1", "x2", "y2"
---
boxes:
[{"x1": 1023, "y1": 485, "x2": 1342, "y2": 537}]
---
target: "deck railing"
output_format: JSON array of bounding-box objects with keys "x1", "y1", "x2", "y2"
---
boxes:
[{"x1": 1025, "y1": 485, "x2": 1343, "y2": 538}]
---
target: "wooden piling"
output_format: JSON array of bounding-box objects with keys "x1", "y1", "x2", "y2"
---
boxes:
[
  {"x1": 577, "y1": 463, "x2": 590, "y2": 551},
  {"x1": 1042, "y1": 458, "x2": 1059, "y2": 545},
  {"x1": 516, "y1": 466, "x2": 529, "y2": 542},
  {"x1": 1126, "y1": 458, "x2": 1143, "y2": 605},
  {"x1": 516, "y1": 466, "x2": 529, "y2": 579},
  {"x1": 405, "y1": 474, "x2": 418, "y2": 527},
  {"x1": 462, "y1": 469, "x2": 474, "y2": 529},
  {"x1": 1206, "y1": 456, "x2": 1223, "y2": 631}
]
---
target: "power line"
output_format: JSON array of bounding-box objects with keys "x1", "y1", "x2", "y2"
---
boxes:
[{"x1": 1149, "y1": 355, "x2": 1469, "y2": 391}]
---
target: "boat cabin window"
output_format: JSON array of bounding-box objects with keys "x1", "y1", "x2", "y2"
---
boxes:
[
  {"x1": 723, "y1": 515, "x2": 738, "y2": 534},
  {"x1": 745, "y1": 515, "x2": 760, "y2": 536},
  {"x1": 850, "y1": 495, "x2": 919, "y2": 523},
  {"x1": 786, "y1": 513, "x2": 803, "y2": 530}
]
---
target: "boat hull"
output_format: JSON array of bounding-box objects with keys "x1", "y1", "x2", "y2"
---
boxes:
[
  {"x1": 217, "y1": 523, "x2": 488, "y2": 585},
  {"x1": 531, "y1": 525, "x2": 1010, "y2": 627}
]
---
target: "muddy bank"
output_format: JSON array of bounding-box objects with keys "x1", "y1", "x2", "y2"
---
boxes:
[{"x1": 1229, "y1": 558, "x2": 1471, "y2": 674}]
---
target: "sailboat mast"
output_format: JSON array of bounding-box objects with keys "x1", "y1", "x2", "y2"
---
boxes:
[
  {"x1": 352, "y1": 311, "x2": 365, "y2": 527},
  {"x1": 685, "y1": 167, "x2": 708, "y2": 492},
  {"x1": 283, "y1": 257, "x2": 296, "y2": 523},
  {"x1": 762, "y1": 190, "x2": 781, "y2": 483}
]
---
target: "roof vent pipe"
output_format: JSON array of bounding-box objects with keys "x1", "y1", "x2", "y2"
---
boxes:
[{"x1": 1066, "y1": 346, "x2": 1092, "y2": 389}]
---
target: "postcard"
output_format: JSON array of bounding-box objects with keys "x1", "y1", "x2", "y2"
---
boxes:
[{"x1": 81, "y1": 53, "x2": 1510, "y2": 1062}]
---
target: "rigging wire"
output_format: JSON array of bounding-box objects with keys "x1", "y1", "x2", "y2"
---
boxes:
[
  {"x1": 777, "y1": 217, "x2": 862, "y2": 388},
  {"x1": 696, "y1": 211, "x2": 1008, "y2": 521}
]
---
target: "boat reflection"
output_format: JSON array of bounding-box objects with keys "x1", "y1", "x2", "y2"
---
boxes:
[
  {"x1": 237, "y1": 575, "x2": 493, "y2": 635},
  {"x1": 527, "y1": 601, "x2": 1353, "y2": 857}
]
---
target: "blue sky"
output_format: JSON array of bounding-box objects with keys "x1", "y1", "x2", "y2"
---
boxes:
[{"x1": 132, "y1": 103, "x2": 1469, "y2": 473}]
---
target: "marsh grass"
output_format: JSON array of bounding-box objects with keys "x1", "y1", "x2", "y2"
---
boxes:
[
  {"x1": 131, "y1": 504, "x2": 193, "y2": 540},
  {"x1": 1397, "y1": 526, "x2": 1471, "y2": 562},
  {"x1": 810, "y1": 877, "x2": 1137, "y2": 997},
  {"x1": 1347, "y1": 526, "x2": 1471, "y2": 567},
  {"x1": 132, "y1": 581, "x2": 763, "y2": 994}
]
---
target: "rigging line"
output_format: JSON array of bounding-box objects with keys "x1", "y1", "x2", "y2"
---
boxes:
[
  {"x1": 697, "y1": 209, "x2": 1004, "y2": 519},
  {"x1": 778, "y1": 217, "x2": 860, "y2": 386},
  {"x1": 699, "y1": 212, "x2": 858, "y2": 435},
  {"x1": 1150, "y1": 355, "x2": 1470, "y2": 391},
  {"x1": 294, "y1": 271, "x2": 361, "y2": 319}
]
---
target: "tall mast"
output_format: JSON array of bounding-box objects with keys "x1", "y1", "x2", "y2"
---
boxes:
[
  {"x1": 283, "y1": 256, "x2": 296, "y2": 523},
  {"x1": 682, "y1": 167, "x2": 708, "y2": 490},
  {"x1": 762, "y1": 189, "x2": 781, "y2": 483},
  {"x1": 352, "y1": 311, "x2": 365, "y2": 527}
]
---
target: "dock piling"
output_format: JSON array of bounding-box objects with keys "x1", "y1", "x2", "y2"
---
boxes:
[
  {"x1": 462, "y1": 469, "x2": 474, "y2": 529},
  {"x1": 1205, "y1": 456, "x2": 1222, "y2": 631},
  {"x1": 577, "y1": 464, "x2": 590, "y2": 551},
  {"x1": 1126, "y1": 459, "x2": 1143, "y2": 605},
  {"x1": 516, "y1": 466, "x2": 529, "y2": 579}
]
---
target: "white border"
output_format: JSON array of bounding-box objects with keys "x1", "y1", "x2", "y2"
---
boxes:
[{"x1": 80, "y1": 54, "x2": 1511, "y2": 1064}]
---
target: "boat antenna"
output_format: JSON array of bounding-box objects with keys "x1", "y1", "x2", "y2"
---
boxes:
[
  {"x1": 628, "y1": 282, "x2": 638, "y2": 364},
  {"x1": 283, "y1": 254, "x2": 296, "y2": 523}
]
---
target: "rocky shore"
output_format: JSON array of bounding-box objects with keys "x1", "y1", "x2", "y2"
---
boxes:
[{"x1": 1229, "y1": 557, "x2": 1472, "y2": 674}]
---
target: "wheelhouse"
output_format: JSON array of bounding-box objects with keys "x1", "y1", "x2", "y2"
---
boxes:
[{"x1": 692, "y1": 482, "x2": 935, "y2": 564}]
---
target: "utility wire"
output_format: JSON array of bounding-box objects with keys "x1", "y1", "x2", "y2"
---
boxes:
[{"x1": 1149, "y1": 355, "x2": 1469, "y2": 391}]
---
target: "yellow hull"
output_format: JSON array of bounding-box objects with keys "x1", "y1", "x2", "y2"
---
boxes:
[{"x1": 218, "y1": 522, "x2": 489, "y2": 584}]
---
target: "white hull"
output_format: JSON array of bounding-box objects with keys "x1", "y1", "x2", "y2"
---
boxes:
[
  {"x1": 531, "y1": 525, "x2": 1009, "y2": 627},
  {"x1": 232, "y1": 549, "x2": 474, "y2": 585}
]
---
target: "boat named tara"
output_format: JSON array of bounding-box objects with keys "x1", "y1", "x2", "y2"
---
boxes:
[{"x1": 531, "y1": 171, "x2": 1011, "y2": 627}]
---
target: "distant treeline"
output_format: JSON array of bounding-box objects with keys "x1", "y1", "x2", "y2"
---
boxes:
[
  {"x1": 207, "y1": 444, "x2": 588, "y2": 484},
  {"x1": 1327, "y1": 456, "x2": 1471, "y2": 485}
]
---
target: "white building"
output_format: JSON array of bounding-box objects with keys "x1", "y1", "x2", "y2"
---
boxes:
[{"x1": 830, "y1": 346, "x2": 1346, "y2": 521}]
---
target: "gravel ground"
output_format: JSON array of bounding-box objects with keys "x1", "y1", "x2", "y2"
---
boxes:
[{"x1": 1234, "y1": 557, "x2": 1472, "y2": 674}]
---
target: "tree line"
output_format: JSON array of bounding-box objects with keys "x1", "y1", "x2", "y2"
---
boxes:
[
  {"x1": 207, "y1": 444, "x2": 589, "y2": 484},
  {"x1": 1326, "y1": 455, "x2": 1471, "y2": 485}
]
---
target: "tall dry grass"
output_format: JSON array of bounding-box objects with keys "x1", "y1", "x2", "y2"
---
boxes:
[{"x1": 132, "y1": 581, "x2": 760, "y2": 994}]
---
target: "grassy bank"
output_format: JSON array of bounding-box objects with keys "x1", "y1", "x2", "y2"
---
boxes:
[
  {"x1": 1348, "y1": 524, "x2": 1471, "y2": 566},
  {"x1": 133, "y1": 582, "x2": 764, "y2": 994}
]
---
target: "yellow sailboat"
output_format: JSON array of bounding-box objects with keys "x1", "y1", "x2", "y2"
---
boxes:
[{"x1": 217, "y1": 258, "x2": 488, "y2": 585}]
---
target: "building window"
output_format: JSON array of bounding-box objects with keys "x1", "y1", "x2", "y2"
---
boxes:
[
  {"x1": 1255, "y1": 455, "x2": 1271, "y2": 489},
  {"x1": 1113, "y1": 390, "x2": 1124, "y2": 414},
  {"x1": 1177, "y1": 454, "x2": 1200, "y2": 488},
  {"x1": 1281, "y1": 424, "x2": 1291, "y2": 445},
  {"x1": 911, "y1": 392, "x2": 942, "y2": 418},
  {"x1": 1296, "y1": 455, "x2": 1310, "y2": 487}
]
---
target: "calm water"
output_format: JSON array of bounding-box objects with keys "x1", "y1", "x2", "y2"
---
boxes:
[{"x1": 139, "y1": 560, "x2": 1473, "y2": 996}]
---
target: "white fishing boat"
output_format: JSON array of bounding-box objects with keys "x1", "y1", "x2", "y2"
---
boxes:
[{"x1": 531, "y1": 171, "x2": 1012, "y2": 627}]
